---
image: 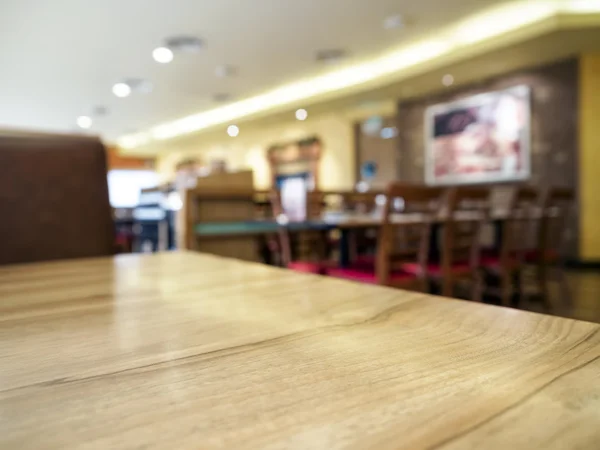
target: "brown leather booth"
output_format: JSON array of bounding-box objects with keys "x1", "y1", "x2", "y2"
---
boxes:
[{"x1": 0, "y1": 130, "x2": 114, "y2": 265}]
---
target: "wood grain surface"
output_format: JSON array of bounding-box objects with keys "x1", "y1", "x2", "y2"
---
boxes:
[{"x1": 1, "y1": 252, "x2": 599, "y2": 449}]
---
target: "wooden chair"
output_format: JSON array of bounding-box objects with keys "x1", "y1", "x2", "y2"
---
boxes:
[
  {"x1": 423, "y1": 187, "x2": 490, "y2": 300},
  {"x1": 337, "y1": 191, "x2": 382, "y2": 267},
  {"x1": 339, "y1": 191, "x2": 381, "y2": 214},
  {"x1": 482, "y1": 186, "x2": 541, "y2": 307},
  {"x1": 253, "y1": 190, "x2": 273, "y2": 220},
  {"x1": 270, "y1": 190, "x2": 331, "y2": 274},
  {"x1": 306, "y1": 191, "x2": 327, "y2": 219},
  {"x1": 253, "y1": 189, "x2": 278, "y2": 265},
  {"x1": 0, "y1": 131, "x2": 114, "y2": 265},
  {"x1": 327, "y1": 184, "x2": 445, "y2": 291},
  {"x1": 534, "y1": 187, "x2": 575, "y2": 309}
]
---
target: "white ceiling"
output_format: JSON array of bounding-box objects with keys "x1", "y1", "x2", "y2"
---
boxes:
[{"x1": 0, "y1": 0, "x2": 515, "y2": 141}]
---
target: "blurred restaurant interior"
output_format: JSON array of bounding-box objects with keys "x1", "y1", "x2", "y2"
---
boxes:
[{"x1": 2, "y1": 1, "x2": 600, "y2": 448}]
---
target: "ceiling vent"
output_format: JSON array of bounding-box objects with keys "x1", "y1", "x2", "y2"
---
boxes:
[{"x1": 165, "y1": 36, "x2": 204, "y2": 53}]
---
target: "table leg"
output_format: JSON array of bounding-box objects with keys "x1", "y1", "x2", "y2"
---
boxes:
[
  {"x1": 430, "y1": 223, "x2": 441, "y2": 261},
  {"x1": 339, "y1": 229, "x2": 351, "y2": 268}
]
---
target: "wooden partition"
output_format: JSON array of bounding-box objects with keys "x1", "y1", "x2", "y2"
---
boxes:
[
  {"x1": 185, "y1": 190, "x2": 260, "y2": 261},
  {"x1": 181, "y1": 171, "x2": 263, "y2": 261}
]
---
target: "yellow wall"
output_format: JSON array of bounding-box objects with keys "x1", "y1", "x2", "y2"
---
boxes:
[
  {"x1": 155, "y1": 99, "x2": 396, "y2": 191},
  {"x1": 156, "y1": 112, "x2": 358, "y2": 191},
  {"x1": 579, "y1": 54, "x2": 600, "y2": 261}
]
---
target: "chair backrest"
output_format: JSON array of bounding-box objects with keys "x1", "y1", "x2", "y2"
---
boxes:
[
  {"x1": 376, "y1": 184, "x2": 445, "y2": 285},
  {"x1": 339, "y1": 191, "x2": 382, "y2": 214},
  {"x1": 0, "y1": 132, "x2": 114, "y2": 266},
  {"x1": 271, "y1": 189, "x2": 321, "y2": 221},
  {"x1": 305, "y1": 191, "x2": 326, "y2": 220},
  {"x1": 442, "y1": 187, "x2": 491, "y2": 271},
  {"x1": 253, "y1": 190, "x2": 273, "y2": 220},
  {"x1": 503, "y1": 186, "x2": 543, "y2": 261},
  {"x1": 275, "y1": 185, "x2": 325, "y2": 222},
  {"x1": 270, "y1": 190, "x2": 328, "y2": 265},
  {"x1": 269, "y1": 190, "x2": 292, "y2": 265},
  {"x1": 540, "y1": 187, "x2": 575, "y2": 260}
]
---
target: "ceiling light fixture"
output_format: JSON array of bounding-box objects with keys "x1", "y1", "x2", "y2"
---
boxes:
[
  {"x1": 112, "y1": 79, "x2": 152, "y2": 98},
  {"x1": 117, "y1": 1, "x2": 596, "y2": 149},
  {"x1": 153, "y1": 47, "x2": 174, "y2": 64},
  {"x1": 295, "y1": 109, "x2": 308, "y2": 121},
  {"x1": 442, "y1": 74, "x2": 454, "y2": 86},
  {"x1": 146, "y1": 39, "x2": 445, "y2": 141},
  {"x1": 227, "y1": 125, "x2": 239, "y2": 137},
  {"x1": 76, "y1": 116, "x2": 92, "y2": 129},
  {"x1": 112, "y1": 83, "x2": 132, "y2": 98}
]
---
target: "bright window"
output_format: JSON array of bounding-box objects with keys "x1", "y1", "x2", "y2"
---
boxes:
[{"x1": 107, "y1": 170, "x2": 159, "y2": 208}]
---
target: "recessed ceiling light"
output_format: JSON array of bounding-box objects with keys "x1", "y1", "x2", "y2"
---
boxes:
[
  {"x1": 118, "y1": 1, "x2": 566, "y2": 148},
  {"x1": 383, "y1": 14, "x2": 404, "y2": 30},
  {"x1": 112, "y1": 83, "x2": 132, "y2": 98},
  {"x1": 215, "y1": 65, "x2": 236, "y2": 78},
  {"x1": 227, "y1": 125, "x2": 239, "y2": 137},
  {"x1": 76, "y1": 116, "x2": 92, "y2": 129},
  {"x1": 315, "y1": 49, "x2": 347, "y2": 64},
  {"x1": 442, "y1": 74, "x2": 454, "y2": 86},
  {"x1": 295, "y1": 109, "x2": 308, "y2": 121},
  {"x1": 153, "y1": 47, "x2": 174, "y2": 64}
]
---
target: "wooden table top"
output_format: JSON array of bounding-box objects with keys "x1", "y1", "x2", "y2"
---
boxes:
[{"x1": 1, "y1": 252, "x2": 599, "y2": 449}]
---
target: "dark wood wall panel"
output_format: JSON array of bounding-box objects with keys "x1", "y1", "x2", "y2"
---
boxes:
[{"x1": 396, "y1": 58, "x2": 579, "y2": 257}]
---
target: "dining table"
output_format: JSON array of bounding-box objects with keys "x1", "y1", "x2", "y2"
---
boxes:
[
  {"x1": 194, "y1": 209, "x2": 508, "y2": 266},
  {"x1": 1, "y1": 251, "x2": 599, "y2": 449}
]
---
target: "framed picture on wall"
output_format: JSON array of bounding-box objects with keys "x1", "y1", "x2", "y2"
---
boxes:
[{"x1": 424, "y1": 85, "x2": 531, "y2": 185}]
